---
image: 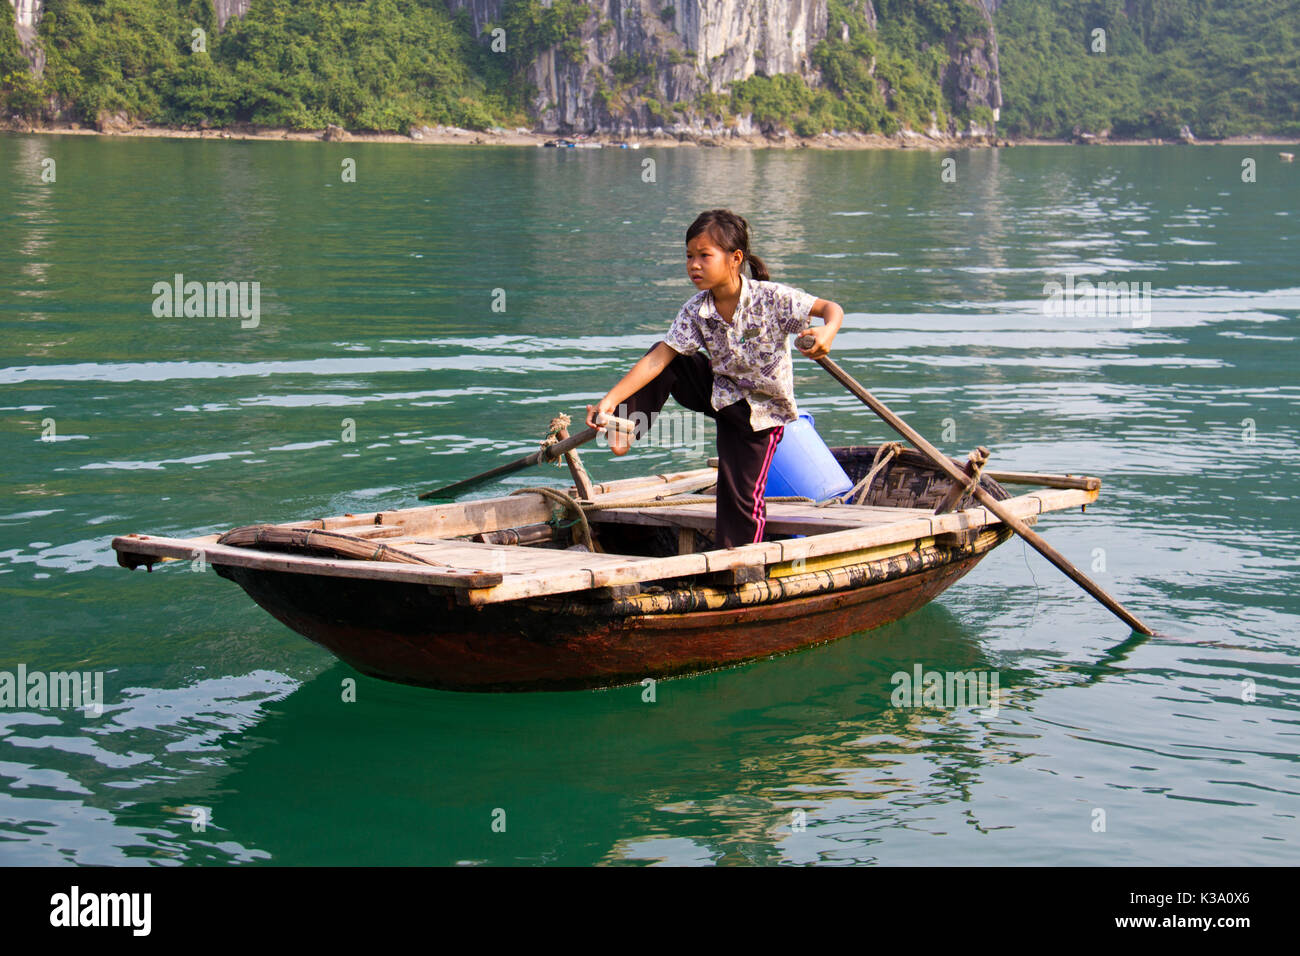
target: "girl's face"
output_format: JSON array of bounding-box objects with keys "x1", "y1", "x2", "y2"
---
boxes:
[{"x1": 686, "y1": 233, "x2": 743, "y2": 291}]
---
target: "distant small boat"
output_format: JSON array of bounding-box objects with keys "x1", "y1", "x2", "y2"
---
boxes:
[
  {"x1": 112, "y1": 446, "x2": 1100, "y2": 691},
  {"x1": 1281, "y1": 152, "x2": 1295, "y2": 162},
  {"x1": 541, "y1": 137, "x2": 603, "y2": 149}
]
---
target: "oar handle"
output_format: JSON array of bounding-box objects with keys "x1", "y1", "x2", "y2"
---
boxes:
[{"x1": 595, "y1": 412, "x2": 637, "y2": 434}]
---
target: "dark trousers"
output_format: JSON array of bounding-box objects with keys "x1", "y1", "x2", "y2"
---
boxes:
[{"x1": 616, "y1": 347, "x2": 785, "y2": 550}]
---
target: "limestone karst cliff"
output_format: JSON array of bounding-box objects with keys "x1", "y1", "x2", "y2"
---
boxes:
[
  {"x1": 1, "y1": 0, "x2": 1017, "y2": 136},
  {"x1": 212, "y1": 0, "x2": 251, "y2": 31},
  {"x1": 946, "y1": 0, "x2": 1001, "y2": 128},
  {"x1": 443, "y1": 0, "x2": 1001, "y2": 135},
  {"x1": 7, "y1": 0, "x2": 42, "y2": 71}
]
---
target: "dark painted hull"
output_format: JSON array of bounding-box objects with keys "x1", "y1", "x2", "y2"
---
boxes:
[{"x1": 214, "y1": 539, "x2": 1001, "y2": 691}]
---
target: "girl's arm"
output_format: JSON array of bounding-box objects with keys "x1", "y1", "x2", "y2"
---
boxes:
[
  {"x1": 585, "y1": 340, "x2": 678, "y2": 430},
  {"x1": 797, "y1": 299, "x2": 843, "y2": 359}
]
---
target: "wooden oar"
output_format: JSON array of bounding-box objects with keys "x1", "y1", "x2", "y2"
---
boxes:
[
  {"x1": 418, "y1": 414, "x2": 633, "y2": 501},
  {"x1": 795, "y1": 334, "x2": 1154, "y2": 636}
]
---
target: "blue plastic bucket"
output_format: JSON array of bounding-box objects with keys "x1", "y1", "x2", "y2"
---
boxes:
[{"x1": 764, "y1": 412, "x2": 853, "y2": 501}]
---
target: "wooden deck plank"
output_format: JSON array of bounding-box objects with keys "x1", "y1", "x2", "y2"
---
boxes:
[
  {"x1": 273, "y1": 493, "x2": 558, "y2": 539},
  {"x1": 110, "y1": 536, "x2": 506, "y2": 587},
  {"x1": 587, "y1": 499, "x2": 936, "y2": 535},
  {"x1": 579, "y1": 473, "x2": 719, "y2": 506},
  {"x1": 567, "y1": 466, "x2": 717, "y2": 499},
  {"x1": 394, "y1": 539, "x2": 651, "y2": 574},
  {"x1": 396, "y1": 544, "x2": 570, "y2": 574}
]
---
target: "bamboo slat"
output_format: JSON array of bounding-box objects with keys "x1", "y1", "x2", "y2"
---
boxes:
[{"x1": 982, "y1": 470, "x2": 1101, "y2": 491}]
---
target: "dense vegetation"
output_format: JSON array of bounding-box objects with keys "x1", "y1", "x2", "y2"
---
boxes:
[
  {"x1": 0, "y1": 1, "x2": 35, "y2": 107},
  {"x1": 10, "y1": 0, "x2": 513, "y2": 129},
  {"x1": 995, "y1": 0, "x2": 1300, "y2": 137},
  {"x1": 729, "y1": 0, "x2": 993, "y2": 136},
  {"x1": 1, "y1": 0, "x2": 1296, "y2": 138}
]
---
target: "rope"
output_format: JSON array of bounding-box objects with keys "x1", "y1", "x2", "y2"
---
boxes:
[
  {"x1": 510, "y1": 486, "x2": 595, "y2": 551},
  {"x1": 853, "y1": 441, "x2": 904, "y2": 505},
  {"x1": 816, "y1": 442, "x2": 903, "y2": 507},
  {"x1": 538, "y1": 413, "x2": 573, "y2": 468}
]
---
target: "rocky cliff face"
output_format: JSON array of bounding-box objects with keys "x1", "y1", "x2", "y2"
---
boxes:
[
  {"x1": 446, "y1": 0, "x2": 1001, "y2": 135},
  {"x1": 7, "y1": 0, "x2": 44, "y2": 72},
  {"x1": 946, "y1": 0, "x2": 1001, "y2": 127},
  {"x1": 445, "y1": 0, "x2": 832, "y2": 134},
  {"x1": 8, "y1": 0, "x2": 38, "y2": 28},
  {"x1": 675, "y1": 0, "x2": 826, "y2": 86},
  {"x1": 212, "y1": 0, "x2": 251, "y2": 31},
  {"x1": 6, "y1": 0, "x2": 248, "y2": 34}
]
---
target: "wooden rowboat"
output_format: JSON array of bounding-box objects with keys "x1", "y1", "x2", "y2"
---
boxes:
[{"x1": 111, "y1": 445, "x2": 1101, "y2": 691}]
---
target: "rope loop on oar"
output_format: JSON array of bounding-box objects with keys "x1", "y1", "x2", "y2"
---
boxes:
[
  {"x1": 955, "y1": 446, "x2": 991, "y2": 502},
  {"x1": 816, "y1": 441, "x2": 903, "y2": 507},
  {"x1": 538, "y1": 413, "x2": 574, "y2": 468}
]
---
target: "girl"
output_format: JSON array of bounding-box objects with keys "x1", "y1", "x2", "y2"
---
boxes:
[{"x1": 586, "y1": 209, "x2": 842, "y2": 550}]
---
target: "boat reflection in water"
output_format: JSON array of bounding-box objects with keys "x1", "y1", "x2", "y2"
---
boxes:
[{"x1": 149, "y1": 604, "x2": 1143, "y2": 866}]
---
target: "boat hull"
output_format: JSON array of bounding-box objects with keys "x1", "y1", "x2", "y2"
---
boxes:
[
  {"x1": 113, "y1": 443, "x2": 1100, "y2": 691},
  {"x1": 214, "y1": 540, "x2": 999, "y2": 691}
]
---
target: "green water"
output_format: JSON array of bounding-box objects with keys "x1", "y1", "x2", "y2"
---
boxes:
[{"x1": 1, "y1": 134, "x2": 1296, "y2": 865}]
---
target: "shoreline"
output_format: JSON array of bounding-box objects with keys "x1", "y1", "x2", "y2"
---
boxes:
[{"x1": 3, "y1": 119, "x2": 1298, "y2": 150}]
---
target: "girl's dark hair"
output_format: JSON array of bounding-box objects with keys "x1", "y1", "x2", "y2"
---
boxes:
[{"x1": 686, "y1": 209, "x2": 771, "y2": 281}]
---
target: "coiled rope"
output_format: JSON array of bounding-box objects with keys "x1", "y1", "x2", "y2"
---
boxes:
[
  {"x1": 816, "y1": 441, "x2": 903, "y2": 507},
  {"x1": 510, "y1": 486, "x2": 597, "y2": 551}
]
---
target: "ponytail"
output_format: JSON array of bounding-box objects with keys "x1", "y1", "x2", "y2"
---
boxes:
[{"x1": 687, "y1": 209, "x2": 772, "y2": 282}]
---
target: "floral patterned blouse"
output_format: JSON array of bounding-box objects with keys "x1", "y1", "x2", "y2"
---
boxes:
[{"x1": 663, "y1": 273, "x2": 818, "y2": 431}]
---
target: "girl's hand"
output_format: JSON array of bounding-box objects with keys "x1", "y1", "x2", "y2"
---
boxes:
[
  {"x1": 586, "y1": 396, "x2": 618, "y2": 431},
  {"x1": 796, "y1": 325, "x2": 836, "y2": 360},
  {"x1": 586, "y1": 396, "x2": 633, "y2": 455}
]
